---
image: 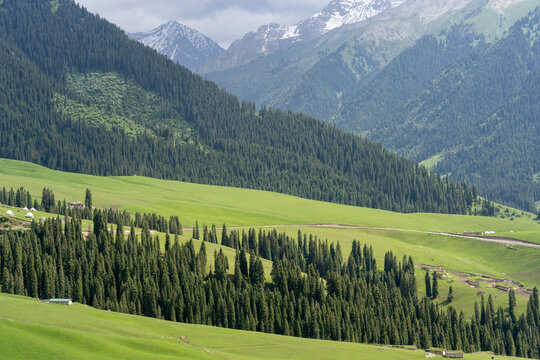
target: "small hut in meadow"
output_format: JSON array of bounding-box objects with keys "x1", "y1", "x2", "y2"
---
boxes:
[
  {"x1": 443, "y1": 350, "x2": 464, "y2": 358},
  {"x1": 42, "y1": 298, "x2": 73, "y2": 306}
]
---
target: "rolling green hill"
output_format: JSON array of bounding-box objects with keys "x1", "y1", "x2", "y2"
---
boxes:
[
  {"x1": 1, "y1": 215, "x2": 537, "y2": 358},
  {"x1": 1, "y1": 157, "x2": 539, "y2": 315},
  {"x1": 0, "y1": 293, "x2": 522, "y2": 360},
  {"x1": 1, "y1": 158, "x2": 538, "y2": 232},
  {"x1": 1, "y1": 159, "x2": 539, "y2": 357}
]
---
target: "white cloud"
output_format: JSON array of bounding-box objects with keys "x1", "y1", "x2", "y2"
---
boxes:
[{"x1": 76, "y1": 0, "x2": 329, "y2": 48}]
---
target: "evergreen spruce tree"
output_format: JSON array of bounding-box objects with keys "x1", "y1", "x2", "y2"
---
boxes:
[
  {"x1": 194, "y1": 220, "x2": 200, "y2": 239},
  {"x1": 85, "y1": 189, "x2": 92, "y2": 209},
  {"x1": 239, "y1": 249, "x2": 249, "y2": 278},
  {"x1": 432, "y1": 272, "x2": 439, "y2": 299},
  {"x1": 26, "y1": 192, "x2": 32, "y2": 209},
  {"x1": 93, "y1": 210, "x2": 106, "y2": 239},
  {"x1": 447, "y1": 286, "x2": 454, "y2": 303},
  {"x1": 509, "y1": 288, "x2": 517, "y2": 324},
  {"x1": 221, "y1": 224, "x2": 228, "y2": 246},
  {"x1": 425, "y1": 271, "x2": 432, "y2": 298},
  {"x1": 233, "y1": 251, "x2": 244, "y2": 288}
]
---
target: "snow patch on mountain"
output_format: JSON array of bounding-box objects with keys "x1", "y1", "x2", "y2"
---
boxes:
[
  {"x1": 304, "y1": 0, "x2": 406, "y2": 34},
  {"x1": 281, "y1": 25, "x2": 300, "y2": 40}
]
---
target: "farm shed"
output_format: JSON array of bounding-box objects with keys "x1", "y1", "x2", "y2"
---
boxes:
[
  {"x1": 443, "y1": 350, "x2": 464, "y2": 358},
  {"x1": 43, "y1": 298, "x2": 73, "y2": 306}
]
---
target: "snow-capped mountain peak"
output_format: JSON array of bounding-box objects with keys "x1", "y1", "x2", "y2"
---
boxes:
[
  {"x1": 302, "y1": 0, "x2": 405, "y2": 34},
  {"x1": 199, "y1": 0, "x2": 406, "y2": 73},
  {"x1": 130, "y1": 21, "x2": 224, "y2": 71}
]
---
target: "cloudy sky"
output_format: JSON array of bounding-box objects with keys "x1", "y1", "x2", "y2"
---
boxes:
[{"x1": 76, "y1": 0, "x2": 329, "y2": 48}]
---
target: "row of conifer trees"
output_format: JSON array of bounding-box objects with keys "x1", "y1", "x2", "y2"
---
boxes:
[{"x1": 0, "y1": 212, "x2": 538, "y2": 358}]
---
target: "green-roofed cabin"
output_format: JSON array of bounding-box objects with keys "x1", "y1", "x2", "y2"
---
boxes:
[{"x1": 43, "y1": 298, "x2": 72, "y2": 306}]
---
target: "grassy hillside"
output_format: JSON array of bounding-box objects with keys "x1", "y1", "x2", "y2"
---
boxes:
[
  {"x1": 1, "y1": 158, "x2": 538, "y2": 317},
  {"x1": 0, "y1": 159, "x2": 538, "y2": 356},
  {"x1": 1, "y1": 158, "x2": 538, "y2": 234},
  {"x1": 0, "y1": 293, "x2": 523, "y2": 360}
]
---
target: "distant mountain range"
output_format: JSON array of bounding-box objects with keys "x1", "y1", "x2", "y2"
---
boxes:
[
  {"x1": 198, "y1": 0, "x2": 405, "y2": 73},
  {"x1": 204, "y1": 0, "x2": 493, "y2": 116},
  {"x1": 130, "y1": 21, "x2": 224, "y2": 70}
]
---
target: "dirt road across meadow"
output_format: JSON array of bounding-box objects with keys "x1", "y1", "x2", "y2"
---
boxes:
[{"x1": 200, "y1": 224, "x2": 540, "y2": 249}]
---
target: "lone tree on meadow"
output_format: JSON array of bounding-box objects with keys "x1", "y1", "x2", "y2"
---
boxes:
[{"x1": 447, "y1": 286, "x2": 454, "y2": 303}]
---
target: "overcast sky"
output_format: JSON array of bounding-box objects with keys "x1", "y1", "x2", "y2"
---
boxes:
[{"x1": 76, "y1": 0, "x2": 329, "y2": 48}]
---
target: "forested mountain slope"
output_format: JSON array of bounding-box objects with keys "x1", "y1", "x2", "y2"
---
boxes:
[
  {"x1": 338, "y1": 8, "x2": 540, "y2": 210},
  {"x1": 203, "y1": 0, "x2": 539, "y2": 211},
  {"x1": 0, "y1": 0, "x2": 476, "y2": 214}
]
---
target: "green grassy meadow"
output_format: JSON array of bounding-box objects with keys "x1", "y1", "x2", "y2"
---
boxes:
[
  {"x1": 1, "y1": 159, "x2": 538, "y2": 235},
  {"x1": 0, "y1": 293, "x2": 523, "y2": 360},
  {"x1": 0, "y1": 158, "x2": 538, "y2": 319}
]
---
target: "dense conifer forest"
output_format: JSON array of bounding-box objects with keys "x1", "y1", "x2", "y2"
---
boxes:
[
  {"x1": 0, "y1": 215, "x2": 538, "y2": 358},
  {"x1": 0, "y1": 0, "x2": 478, "y2": 214}
]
